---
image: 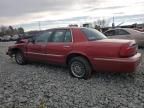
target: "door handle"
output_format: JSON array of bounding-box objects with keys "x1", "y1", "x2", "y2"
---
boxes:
[{"x1": 64, "y1": 45, "x2": 70, "y2": 48}]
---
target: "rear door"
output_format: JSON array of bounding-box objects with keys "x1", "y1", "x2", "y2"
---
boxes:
[
  {"x1": 46, "y1": 29, "x2": 73, "y2": 64},
  {"x1": 104, "y1": 30, "x2": 115, "y2": 38},
  {"x1": 114, "y1": 29, "x2": 131, "y2": 39},
  {"x1": 26, "y1": 30, "x2": 52, "y2": 61}
]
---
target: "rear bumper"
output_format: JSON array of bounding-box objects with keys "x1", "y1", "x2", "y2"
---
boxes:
[{"x1": 92, "y1": 53, "x2": 141, "y2": 73}]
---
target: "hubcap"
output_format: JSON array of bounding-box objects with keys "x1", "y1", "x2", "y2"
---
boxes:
[
  {"x1": 16, "y1": 53, "x2": 23, "y2": 64},
  {"x1": 71, "y1": 61, "x2": 85, "y2": 78}
]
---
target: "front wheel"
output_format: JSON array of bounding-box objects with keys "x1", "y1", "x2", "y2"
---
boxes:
[
  {"x1": 15, "y1": 51, "x2": 26, "y2": 65},
  {"x1": 68, "y1": 57, "x2": 92, "y2": 79}
]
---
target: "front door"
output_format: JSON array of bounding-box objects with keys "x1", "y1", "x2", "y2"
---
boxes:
[
  {"x1": 46, "y1": 29, "x2": 73, "y2": 64},
  {"x1": 26, "y1": 30, "x2": 52, "y2": 61}
]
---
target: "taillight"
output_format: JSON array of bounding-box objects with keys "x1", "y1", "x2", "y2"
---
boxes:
[{"x1": 120, "y1": 42, "x2": 137, "y2": 57}]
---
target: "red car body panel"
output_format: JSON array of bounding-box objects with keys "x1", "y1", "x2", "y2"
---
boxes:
[
  {"x1": 92, "y1": 53, "x2": 141, "y2": 72},
  {"x1": 7, "y1": 27, "x2": 141, "y2": 73}
]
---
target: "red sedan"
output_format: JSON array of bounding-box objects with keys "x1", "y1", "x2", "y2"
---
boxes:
[{"x1": 7, "y1": 27, "x2": 141, "y2": 79}]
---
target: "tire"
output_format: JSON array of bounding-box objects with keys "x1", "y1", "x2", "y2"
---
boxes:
[
  {"x1": 68, "y1": 56, "x2": 92, "y2": 79},
  {"x1": 15, "y1": 51, "x2": 26, "y2": 65}
]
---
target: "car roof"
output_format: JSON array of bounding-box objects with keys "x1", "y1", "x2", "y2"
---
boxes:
[
  {"x1": 44, "y1": 27, "x2": 93, "y2": 31},
  {"x1": 104, "y1": 28, "x2": 142, "y2": 34},
  {"x1": 44, "y1": 27, "x2": 79, "y2": 30}
]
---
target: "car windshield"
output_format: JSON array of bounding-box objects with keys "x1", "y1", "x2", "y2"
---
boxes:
[{"x1": 81, "y1": 28, "x2": 107, "y2": 41}]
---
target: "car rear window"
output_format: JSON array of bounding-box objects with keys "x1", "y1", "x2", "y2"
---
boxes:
[
  {"x1": 81, "y1": 28, "x2": 107, "y2": 41},
  {"x1": 115, "y1": 29, "x2": 130, "y2": 35},
  {"x1": 104, "y1": 30, "x2": 115, "y2": 36}
]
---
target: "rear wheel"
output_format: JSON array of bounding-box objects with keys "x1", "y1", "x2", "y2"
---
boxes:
[
  {"x1": 15, "y1": 51, "x2": 26, "y2": 65},
  {"x1": 68, "y1": 57, "x2": 92, "y2": 79}
]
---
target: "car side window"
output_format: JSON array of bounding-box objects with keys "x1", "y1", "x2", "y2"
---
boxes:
[
  {"x1": 35, "y1": 31, "x2": 52, "y2": 43},
  {"x1": 64, "y1": 30, "x2": 72, "y2": 42},
  {"x1": 50, "y1": 30, "x2": 66, "y2": 42},
  {"x1": 115, "y1": 29, "x2": 130, "y2": 35},
  {"x1": 104, "y1": 30, "x2": 115, "y2": 36}
]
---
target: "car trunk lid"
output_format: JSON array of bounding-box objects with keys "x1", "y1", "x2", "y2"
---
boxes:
[{"x1": 87, "y1": 39, "x2": 137, "y2": 58}]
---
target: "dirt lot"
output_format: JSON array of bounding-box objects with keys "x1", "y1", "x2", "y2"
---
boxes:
[{"x1": 0, "y1": 42, "x2": 144, "y2": 108}]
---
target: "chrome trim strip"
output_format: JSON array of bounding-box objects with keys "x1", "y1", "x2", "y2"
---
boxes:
[
  {"x1": 26, "y1": 52, "x2": 64, "y2": 57},
  {"x1": 93, "y1": 58, "x2": 128, "y2": 62},
  {"x1": 46, "y1": 53, "x2": 64, "y2": 57},
  {"x1": 93, "y1": 53, "x2": 141, "y2": 62}
]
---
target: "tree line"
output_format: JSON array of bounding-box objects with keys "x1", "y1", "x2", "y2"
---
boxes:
[{"x1": 0, "y1": 26, "x2": 25, "y2": 37}]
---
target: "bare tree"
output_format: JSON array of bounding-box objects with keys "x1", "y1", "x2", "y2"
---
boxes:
[
  {"x1": 95, "y1": 19, "x2": 106, "y2": 28},
  {"x1": 0, "y1": 26, "x2": 7, "y2": 35},
  {"x1": 0, "y1": 25, "x2": 23, "y2": 37}
]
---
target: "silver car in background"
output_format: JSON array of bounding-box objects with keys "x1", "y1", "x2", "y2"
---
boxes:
[
  {"x1": 104, "y1": 28, "x2": 144, "y2": 48},
  {"x1": 1, "y1": 35, "x2": 11, "y2": 41},
  {"x1": 11, "y1": 35, "x2": 19, "y2": 41}
]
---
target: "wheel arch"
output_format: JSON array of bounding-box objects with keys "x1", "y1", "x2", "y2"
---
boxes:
[
  {"x1": 66, "y1": 53, "x2": 93, "y2": 68},
  {"x1": 11, "y1": 48, "x2": 23, "y2": 55}
]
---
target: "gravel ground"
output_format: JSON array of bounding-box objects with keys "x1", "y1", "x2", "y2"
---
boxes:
[{"x1": 0, "y1": 42, "x2": 144, "y2": 108}]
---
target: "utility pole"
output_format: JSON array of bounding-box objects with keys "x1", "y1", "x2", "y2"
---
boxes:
[
  {"x1": 38, "y1": 21, "x2": 41, "y2": 31},
  {"x1": 112, "y1": 16, "x2": 115, "y2": 28}
]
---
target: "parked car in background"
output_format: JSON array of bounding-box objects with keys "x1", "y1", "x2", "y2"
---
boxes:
[
  {"x1": 6, "y1": 27, "x2": 141, "y2": 79},
  {"x1": 0, "y1": 37, "x2": 2, "y2": 41},
  {"x1": 1, "y1": 35, "x2": 11, "y2": 41},
  {"x1": 11, "y1": 35, "x2": 19, "y2": 41},
  {"x1": 104, "y1": 28, "x2": 144, "y2": 48}
]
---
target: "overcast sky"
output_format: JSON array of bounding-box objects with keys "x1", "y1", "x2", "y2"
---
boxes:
[{"x1": 0, "y1": 0, "x2": 144, "y2": 30}]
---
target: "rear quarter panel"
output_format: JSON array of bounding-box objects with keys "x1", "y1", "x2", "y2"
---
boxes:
[{"x1": 85, "y1": 41, "x2": 121, "y2": 58}]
